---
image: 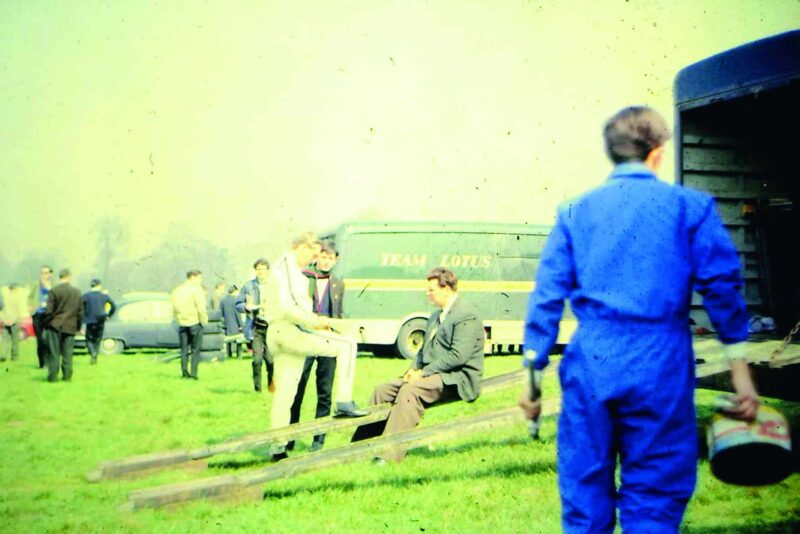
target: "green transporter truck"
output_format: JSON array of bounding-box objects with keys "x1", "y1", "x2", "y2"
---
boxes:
[{"x1": 322, "y1": 221, "x2": 576, "y2": 358}]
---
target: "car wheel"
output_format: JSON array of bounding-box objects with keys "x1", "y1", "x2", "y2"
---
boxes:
[
  {"x1": 99, "y1": 338, "x2": 125, "y2": 355},
  {"x1": 395, "y1": 318, "x2": 427, "y2": 360}
]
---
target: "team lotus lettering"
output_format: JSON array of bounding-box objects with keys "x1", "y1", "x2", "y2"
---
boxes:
[{"x1": 380, "y1": 253, "x2": 492, "y2": 269}]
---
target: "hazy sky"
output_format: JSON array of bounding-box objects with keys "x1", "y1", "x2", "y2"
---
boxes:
[{"x1": 1, "y1": 1, "x2": 798, "y2": 272}]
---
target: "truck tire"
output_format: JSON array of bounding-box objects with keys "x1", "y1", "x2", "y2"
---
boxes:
[
  {"x1": 202, "y1": 322, "x2": 223, "y2": 334},
  {"x1": 395, "y1": 318, "x2": 427, "y2": 360},
  {"x1": 201, "y1": 333, "x2": 224, "y2": 351},
  {"x1": 100, "y1": 338, "x2": 125, "y2": 355}
]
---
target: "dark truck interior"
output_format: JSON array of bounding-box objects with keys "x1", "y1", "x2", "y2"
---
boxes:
[{"x1": 675, "y1": 30, "x2": 800, "y2": 337}]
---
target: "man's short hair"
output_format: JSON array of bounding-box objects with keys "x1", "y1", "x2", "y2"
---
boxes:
[
  {"x1": 186, "y1": 270, "x2": 202, "y2": 279},
  {"x1": 90, "y1": 278, "x2": 101, "y2": 288},
  {"x1": 427, "y1": 267, "x2": 458, "y2": 290},
  {"x1": 291, "y1": 231, "x2": 320, "y2": 249},
  {"x1": 228, "y1": 284, "x2": 238, "y2": 293},
  {"x1": 253, "y1": 258, "x2": 270, "y2": 269},
  {"x1": 58, "y1": 268, "x2": 71, "y2": 279},
  {"x1": 9, "y1": 282, "x2": 19, "y2": 290},
  {"x1": 603, "y1": 106, "x2": 671, "y2": 164},
  {"x1": 41, "y1": 265, "x2": 53, "y2": 274},
  {"x1": 319, "y1": 241, "x2": 338, "y2": 257}
]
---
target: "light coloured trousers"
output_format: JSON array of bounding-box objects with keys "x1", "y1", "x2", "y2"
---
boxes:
[{"x1": 267, "y1": 321, "x2": 358, "y2": 449}]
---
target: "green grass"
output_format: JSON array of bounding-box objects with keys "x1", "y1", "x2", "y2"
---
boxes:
[{"x1": 1, "y1": 341, "x2": 798, "y2": 533}]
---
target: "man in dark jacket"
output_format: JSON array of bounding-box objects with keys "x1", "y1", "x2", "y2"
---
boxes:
[
  {"x1": 236, "y1": 258, "x2": 273, "y2": 392},
  {"x1": 82, "y1": 279, "x2": 117, "y2": 364},
  {"x1": 43, "y1": 269, "x2": 83, "y2": 382},
  {"x1": 220, "y1": 285, "x2": 243, "y2": 358},
  {"x1": 288, "y1": 243, "x2": 346, "y2": 451},
  {"x1": 352, "y1": 267, "x2": 485, "y2": 461}
]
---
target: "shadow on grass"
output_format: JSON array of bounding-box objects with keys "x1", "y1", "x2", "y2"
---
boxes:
[
  {"x1": 259, "y1": 458, "x2": 556, "y2": 500},
  {"x1": 682, "y1": 518, "x2": 800, "y2": 533}
]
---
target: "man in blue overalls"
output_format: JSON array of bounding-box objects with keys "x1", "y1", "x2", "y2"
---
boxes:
[{"x1": 518, "y1": 107, "x2": 759, "y2": 533}]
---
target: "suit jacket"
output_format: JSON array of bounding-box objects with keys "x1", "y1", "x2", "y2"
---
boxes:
[
  {"x1": 44, "y1": 282, "x2": 83, "y2": 334},
  {"x1": 305, "y1": 271, "x2": 344, "y2": 319},
  {"x1": 414, "y1": 296, "x2": 485, "y2": 402}
]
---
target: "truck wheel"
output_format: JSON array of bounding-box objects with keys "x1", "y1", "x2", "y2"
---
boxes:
[
  {"x1": 100, "y1": 338, "x2": 125, "y2": 355},
  {"x1": 395, "y1": 318, "x2": 427, "y2": 360}
]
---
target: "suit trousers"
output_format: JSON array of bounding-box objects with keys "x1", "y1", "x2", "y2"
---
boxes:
[
  {"x1": 289, "y1": 355, "x2": 337, "y2": 445},
  {"x1": 178, "y1": 324, "x2": 203, "y2": 377},
  {"x1": 251, "y1": 323, "x2": 273, "y2": 391},
  {"x1": 267, "y1": 321, "x2": 358, "y2": 453},
  {"x1": 1, "y1": 324, "x2": 19, "y2": 361},
  {"x1": 352, "y1": 374, "x2": 445, "y2": 462},
  {"x1": 32, "y1": 312, "x2": 48, "y2": 368},
  {"x1": 45, "y1": 328, "x2": 75, "y2": 382},
  {"x1": 85, "y1": 322, "x2": 105, "y2": 363}
]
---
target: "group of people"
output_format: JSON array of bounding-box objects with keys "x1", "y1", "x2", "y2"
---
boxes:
[{"x1": 1, "y1": 267, "x2": 116, "y2": 381}]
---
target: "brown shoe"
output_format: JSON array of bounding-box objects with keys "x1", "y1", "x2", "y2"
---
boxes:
[{"x1": 267, "y1": 380, "x2": 276, "y2": 393}]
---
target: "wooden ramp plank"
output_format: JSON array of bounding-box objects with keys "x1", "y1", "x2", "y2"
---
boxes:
[
  {"x1": 91, "y1": 368, "x2": 529, "y2": 482},
  {"x1": 126, "y1": 398, "x2": 561, "y2": 511},
  {"x1": 123, "y1": 354, "x2": 776, "y2": 510}
]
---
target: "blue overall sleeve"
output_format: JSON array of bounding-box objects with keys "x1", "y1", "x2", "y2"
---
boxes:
[
  {"x1": 523, "y1": 209, "x2": 577, "y2": 370},
  {"x1": 690, "y1": 197, "x2": 749, "y2": 345}
]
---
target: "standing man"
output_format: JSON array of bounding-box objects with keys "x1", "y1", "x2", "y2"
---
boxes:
[
  {"x1": 28, "y1": 265, "x2": 54, "y2": 368},
  {"x1": 236, "y1": 258, "x2": 273, "y2": 392},
  {"x1": 43, "y1": 269, "x2": 83, "y2": 382},
  {"x1": 288, "y1": 242, "x2": 345, "y2": 452},
  {"x1": 1, "y1": 283, "x2": 30, "y2": 362},
  {"x1": 82, "y1": 279, "x2": 117, "y2": 365},
  {"x1": 518, "y1": 106, "x2": 759, "y2": 534},
  {"x1": 220, "y1": 285, "x2": 243, "y2": 359},
  {"x1": 264, "y1": 232, "x2": 368, "y2": 460},
  {"x1": 171, "y1": 270, "x2": 208, "y2": 380},
  {"x1": 352, "y1": 268, "x2": 485, "y2": 462}
]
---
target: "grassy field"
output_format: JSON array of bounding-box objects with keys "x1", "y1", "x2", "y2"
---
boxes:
[{"x1": 1, "y1": 340, "x2": 798, "y2": 534}]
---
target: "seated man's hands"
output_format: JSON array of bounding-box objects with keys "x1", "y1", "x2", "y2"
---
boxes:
[{"x1": 403, "y1": 368, "x2": 423, "y2": 382}]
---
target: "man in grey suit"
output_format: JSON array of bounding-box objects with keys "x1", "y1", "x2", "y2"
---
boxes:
[{"x1": 352, "y1": 267, "x2": 485, "y2": 462}]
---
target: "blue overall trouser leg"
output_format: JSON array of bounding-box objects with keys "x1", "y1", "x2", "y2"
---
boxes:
[{"x1": 557, "y1": 322, "x2": 698, "y2": 534}]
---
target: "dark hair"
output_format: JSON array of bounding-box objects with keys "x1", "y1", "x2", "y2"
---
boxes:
[
  {"x1": 90, "y1": 279, "x2": 101, "y2": 288},
  {"x1": 253, "y1": 258, "x2": 270, "y2": 269},
  {"x1": 186, "y1": 270, "x2": 202, "y2": 278},
  {"x1": 319, "y1": 241, "x2": 338, "y2": 257},
  {"x1": 58, "y1": 268, "x2": 71, "y2": 279},
  {"x1": 41, "y1": 266, "x2": 53, "y2": 274},
  {"x1": 426, "y1": 267, "x2": 458, "y2": 290},
  {"x1": 9, "y1": 282, "x2": 19, "y2": 290},
  {"x1": 228, "y1": 284, "x2": 238, "y2": 293},
  {"x1": 603, "y1": 106, "x2": 671, "y2": 163}
]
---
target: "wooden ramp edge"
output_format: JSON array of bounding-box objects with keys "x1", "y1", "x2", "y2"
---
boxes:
[
  {"x1": 124, "y1": 398, "x2": 561, "y2": 511},
  {"x1": 90, "y1": 368, "x2": 530, "y2": 482},
  {"x1": 121, "y1": 353, "x2": 784, "y2": 510}
]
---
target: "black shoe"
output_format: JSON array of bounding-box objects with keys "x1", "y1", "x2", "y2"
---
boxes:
[
  {"x1": 254, "y1": 384, "x2": 262, "y2": 393},
  {"x1": 335, "y1": 401, "x2": 369, "y2": 418},
  {"x1": 271, "y1": 452, "x2": 289, "y2": 462},
  {"x1": 310, "y1": 440, "x2": 324, "y2": 452},
  {"x1": 182, "y1": 370, "x2": 191, "y2": 378},
  {"x1": 190, "y1": 375, "x2": 199, "y2": 380}
]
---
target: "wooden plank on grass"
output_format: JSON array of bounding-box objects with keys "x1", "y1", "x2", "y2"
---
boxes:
[
  {"x1": 90, "y1": 368, "x2": 530, "y2": 481},
  {"x1": 125, "y1": 398, "x2": 561, "y2": 510},
  {"x1": 124, "y1": 356, "x2": 778, "y2": 510}
]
